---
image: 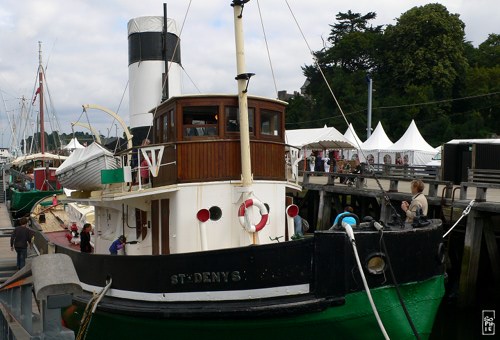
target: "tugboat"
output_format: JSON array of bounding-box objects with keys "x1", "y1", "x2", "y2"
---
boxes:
[{"x1": 31, "y1": 2, "x2": 445, "y2": 339}]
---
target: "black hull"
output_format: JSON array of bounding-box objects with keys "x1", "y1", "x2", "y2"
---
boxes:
[{"x1": 33, "y1": 222, "x2": 444, "y2": 319}]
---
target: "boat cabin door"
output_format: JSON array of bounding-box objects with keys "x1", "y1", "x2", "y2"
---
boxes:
[{"x1": 151, "y1": 199, "x2": 170, "y2": 255}]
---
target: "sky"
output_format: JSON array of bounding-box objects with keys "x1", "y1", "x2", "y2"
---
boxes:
[{"x1": 0, "y1": 0, "x2": 498, "y2": 151}]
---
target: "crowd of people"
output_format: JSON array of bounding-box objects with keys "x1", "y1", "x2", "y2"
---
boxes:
[{"x1": 306, "y1": 151, "x2": 364, "y2": 185}]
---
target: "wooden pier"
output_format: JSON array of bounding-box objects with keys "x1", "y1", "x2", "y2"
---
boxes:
[
  {"x1": 297, "y1": 168, "x2": 500, "y2": 307},
  {"x1": 0, "y1": 203, "x2": 16, "y2": 284}
]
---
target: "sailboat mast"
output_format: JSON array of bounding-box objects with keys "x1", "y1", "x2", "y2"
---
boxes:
[
  {"x1": 38, "y1": 41, "x2": 45, "y2": 154},
  {"x1": 232, "y1": 1, "x2": 252, "y2": 187}
]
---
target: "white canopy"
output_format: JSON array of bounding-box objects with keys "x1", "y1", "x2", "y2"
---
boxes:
[
  {"x1": 63, "y1": 138, "x2": 84, "y2": 150},
  {"x1": 388, "y1": 120, "x2": 435, "y2": 152},
  {"x1": 343, "y1": 123, "x2": 364, "y2": 161},
  {"x1": 285, "y1": 126, "x2": 355, "y2": 150},
  {"x1": 343, "y1": 123, "x2": 364, "y2": 149},
  {"x1": 358, "y1": 122, "x2": 394, "y2": 164},
  {"x1": 380, "y1": 120, "x2": 436, "y2": 165},
  {"x1": 11, "y1": 152, "x2": 68, "y2": 166},
  {"x1": 361, "y1": 122, "x2": 393, "y2": 150}
]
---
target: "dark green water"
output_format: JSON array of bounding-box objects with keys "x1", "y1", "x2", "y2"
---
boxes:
[{"x1": 430, "y1": 300, "x2": 498, "y2": 339}]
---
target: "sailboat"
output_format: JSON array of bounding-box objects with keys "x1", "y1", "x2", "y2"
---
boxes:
[
  {"x1": 31, "y1": 2, "x2": 444, "y2": 339},
  {"x1": 8, "y1": 42, "x2": 66, "y2": 219}
]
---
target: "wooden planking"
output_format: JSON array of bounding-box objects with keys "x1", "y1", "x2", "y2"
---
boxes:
[{"x1": 166, "y1": 140, "x2": 285, "y2": 184}]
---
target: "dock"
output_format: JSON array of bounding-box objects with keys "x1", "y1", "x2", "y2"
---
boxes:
[
  {"x1": 0, "y1": 201, "x2": 82, "y2": 339},
  {"x1": 297, "y1": 169, "x2": 500, "y2": 307},
  {"x1": 0, "y1": 203, "x2": 16, "y2": 283}
]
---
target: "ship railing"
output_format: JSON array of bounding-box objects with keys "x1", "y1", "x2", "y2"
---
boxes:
[
  {"x1": 102, "y1": 144, "x2": 176, "y2": 196},
  {"x1": 0, "y1": 253, "x2": 82, "y2": 339},
  {"x1": 285, "y1": 145, "x2": 302, "y2": 186}
]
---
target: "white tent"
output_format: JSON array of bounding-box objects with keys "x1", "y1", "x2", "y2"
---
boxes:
[
  {"x1": 360, "y1": 122, "x2": 394, "y2": 164},
  {"x1": 343, "y1": 123, "x2": 364, "y2": 161},
  {"x1": 382, "y1": 120, "x2": 436, "y2": 165},
  {"x1": 63, "y1": 138, "x2": 85, "y2": 150},
  {"x1": 285, "y1": 126, "x2": 355, "y2": 150}
]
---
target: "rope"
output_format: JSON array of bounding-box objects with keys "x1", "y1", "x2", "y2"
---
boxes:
[
  {"x1": 76, "y1": 278, "x2": 113, "y2": 340},
  {"x1": 377, "y1": 226, "x2": 421, "y2": 339},
  {"x1": 82, "y1": 107, "x2": 96, "y2": 143},
  {"x1": 343, "y1": 222, "x2": 390, "y2": 340},
  {"x1": 285, "y1": 0, "x2": 402, "y2": 221},
  {"x1": 146, "y1": 0, "x2": 193, "y2": 142},
  {"x1": 256, "y1": 0, "x2": 278, "y2": 97},
  {"x1": 443, "y1": 200, "x2": 475, "y2": 238}
]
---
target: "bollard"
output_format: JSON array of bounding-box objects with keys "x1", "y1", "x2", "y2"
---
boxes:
[{"x1": 32, "y1": 254, "x2": 82, "y2": 338}]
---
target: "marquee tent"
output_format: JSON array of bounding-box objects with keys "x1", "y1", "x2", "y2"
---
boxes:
[
  {"x1": 359, "y1": 122, "x2": 393, "y2": 164},
  {"x1": 382, "y1": 120, "x2": 436, "y2": 165},
  {"x1": 343, "y1": 123, "x2": 364, "y2": 161},
  {"x1": 63, "y1": 138, "x2": 85, "y2": 150}
]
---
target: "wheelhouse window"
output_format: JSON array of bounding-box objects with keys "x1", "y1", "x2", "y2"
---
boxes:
[
  {"x1": 225, "y1": 106, "x2": 255, "y2": 134},
  {"x1": 155, "y1": 116, "x2": 162, "y2": 143},
  {"x1": 163, "y1": 111, "x2": 169, "y2": 142},
  {"x1": 183, "y1": 106, "x2": 219, "y2": 137},
  {"x1": 260, "y1": 109, "x2": 281, "y2": 136}
]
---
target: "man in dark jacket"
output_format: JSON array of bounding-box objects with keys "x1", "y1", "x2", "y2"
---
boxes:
[{"x1": 10, "y1": 217, "x2": 33, "y2": 269}]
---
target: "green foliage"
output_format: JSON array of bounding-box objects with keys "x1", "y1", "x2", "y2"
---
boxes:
[
  {"x1": 476, "y1": 34, "x2": 500, "y2": 67},
  {"x1": 289, "y1": 4, "x2": 500, "y2": 145},
  {"x1": 382, "y1": 4, "x2": 467, "y2": 98},
  {"x1": 23, "y1": 131, "x2": 96, "y2": 153}
]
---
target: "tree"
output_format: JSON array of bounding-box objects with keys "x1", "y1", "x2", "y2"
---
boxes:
[
  {"x1": 322, "y1": 11, "x2": 383, "y2": 72},
  {"x1": 290, "y1": 5, "x2": 499, "y2": 145},
  {"x1": 381, "y1": 3, "x2": 468, "y2": 99},
  {"x1": 475, "y1": 34, "x2": 500, "y2": 68}
]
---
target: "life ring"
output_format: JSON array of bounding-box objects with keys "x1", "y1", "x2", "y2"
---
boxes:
[{"x1": 238, "y1": 198, "x2": 269, "y2": 233}]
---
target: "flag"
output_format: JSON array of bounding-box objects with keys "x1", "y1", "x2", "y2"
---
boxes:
[{"x1": 32, "y1": 87, "x2": 41, "y2": 105}]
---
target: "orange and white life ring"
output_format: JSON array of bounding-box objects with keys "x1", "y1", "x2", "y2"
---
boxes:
[{"x1": 238, "y1": 198, "x2": 269, "y2": 233}]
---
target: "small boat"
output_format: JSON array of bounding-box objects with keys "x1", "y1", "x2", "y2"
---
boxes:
[
  {"x1": 55, "y1": 142, "x2": 120, "y2": 191},
  {"x1": 30, "y1": 2, "x2": 445, "y2": 339}
]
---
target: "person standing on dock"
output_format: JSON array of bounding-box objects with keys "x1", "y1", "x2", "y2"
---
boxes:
[
  {"x1": 323, "y1": 154, "x2": 330, "y2": 173},
  {"x1": 401, "y1": 179, "x2": 428, "y2": 222},
  {"x1": 307, "y1": 153, "x2": 315, "y2": 172},
  {"x1": 10, "y1": 217, "x2": 33, "y2": 270}
]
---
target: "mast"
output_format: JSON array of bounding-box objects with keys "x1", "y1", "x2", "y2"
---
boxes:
[
  {"x1": 38, "y1": 41, "x2": 45, "y2": 154},
  {"x1": 162, "y1": 3, "x2": 169, "y2": 101},
  {"x1": 232, "y1": 0, "x2": 252, "y2": 188}
]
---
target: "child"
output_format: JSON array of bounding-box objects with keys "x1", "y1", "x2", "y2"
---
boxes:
[{"x1": 109, "y1": 235, "x2": 126, "y2": 255}]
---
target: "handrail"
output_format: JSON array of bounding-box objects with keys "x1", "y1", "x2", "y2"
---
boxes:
[{"x1": 467, "y1": 168, "x2": 500, "y2": 184}]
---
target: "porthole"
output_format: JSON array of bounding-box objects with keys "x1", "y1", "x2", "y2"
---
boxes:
[
  {"x1": 209, "y1": 206, "x2": 222, "y2": 221},
  {"x1": 365, "y1": 253, "x2": 386, "y2": 275}
]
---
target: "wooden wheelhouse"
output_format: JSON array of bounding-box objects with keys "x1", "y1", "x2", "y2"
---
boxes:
[{"x1": 150, "y1": 94, "x2": 287, "y2": 186}]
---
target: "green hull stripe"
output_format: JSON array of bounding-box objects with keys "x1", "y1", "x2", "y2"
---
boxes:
[{"x1": 67, "y1": 275, "x2": 444, "y2": 339}]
